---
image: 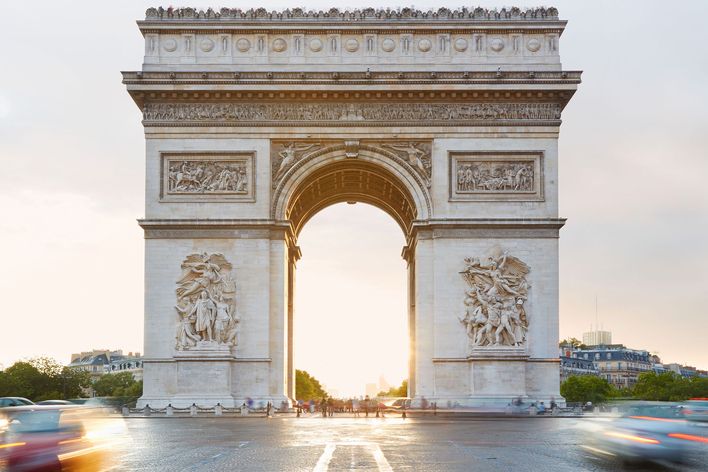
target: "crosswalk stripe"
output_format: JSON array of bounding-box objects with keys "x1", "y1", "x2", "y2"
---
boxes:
[{"x1": 313, "y1": 443, "x2": 336, "y2": 472}]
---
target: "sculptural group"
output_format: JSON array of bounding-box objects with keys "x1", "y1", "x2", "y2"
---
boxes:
[
  {"x1": 459, "y1": 250, "x2": 530, "y2": 350},
  {"x1": 174, "y1": 253, "x2": 240, "y2": 350}
]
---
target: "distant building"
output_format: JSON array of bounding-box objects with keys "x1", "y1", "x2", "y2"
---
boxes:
[
  {"x1": 559, "y1": 347, "x2": 599, "y2": 382},
  {"x1": 582, "y1": 329, "x2": 612, "y2": 346},
  {"x1": 68, "y1": 349, "x2": 143, "y2": 388},
  {"x1": 561, "y1": 339, "x2": 707, "y2": 386},
  {"x1": 566, "y1": 344, "x2": 652, "y2": 388}
]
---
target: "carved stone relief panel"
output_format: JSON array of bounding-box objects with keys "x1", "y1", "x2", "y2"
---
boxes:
[
  {"x1": 270, "y1": 142, "x2": 323, "y2": 188},
  {"x1": 449, "y1": 151, "x2": 543, "y2": 202},
  {"x1": 270, "y1": 140, "x2": 432, "y2": 189},
  {"x1": 175, "y1": 253, "x2": 240, "y2": 352},
  {"x1": 459, "y1": 248, "x2": 530, "y2": 354},
  {"x1": 161, "y1": 152, "x2": 255, "y2": 202}
]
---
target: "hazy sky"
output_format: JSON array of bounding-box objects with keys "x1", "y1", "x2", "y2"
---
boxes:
[{"x1": 1, "y1": 1, "x2": 707, "y2": 396}]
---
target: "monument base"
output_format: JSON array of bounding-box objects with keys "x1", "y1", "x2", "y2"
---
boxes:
[{"x1": 428, "y1": 356, "x2": 563, "y2": 407}]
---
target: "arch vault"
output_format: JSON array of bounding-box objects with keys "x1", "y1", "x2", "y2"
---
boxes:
[{"x1": 125, "y1": 6, "x2": 580, "y2": 408}]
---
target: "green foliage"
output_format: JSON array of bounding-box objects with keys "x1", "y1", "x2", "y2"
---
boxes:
[
  {"x1": 561, "y1": 375, "x2": 614, "y2": 404},
  {"x1": 0, "y1": 357, "x2": 91, "y2": 401},
  {"x1": 632, "y1": 372, "x2": 708, "y2": 401},
  {"x1": 92, "y1": 372, "x2": 142, "y2": 397},
  {"x1": 295, "y1": 369, "x2": 326, "y2": 401},
  {"x1": 378, "y1": 379, "x2": 408, "y2": 397},
  {"x1": 559, "y1": 338, "x2": 587, "y2": 349}
]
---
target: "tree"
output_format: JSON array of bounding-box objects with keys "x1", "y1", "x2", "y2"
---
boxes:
[
  {"x1": 559, "y1": 338, "x2": 587, "y2": 349},
  {"x1": 378, "y1": 379, "x2": 408, "y2": 397},
  {"x1": 0, "y1": 358, "x2": 91, "y2": 401},
  {"x1": 631, "y1": 371, "x2": 708, "y2": 401},
  {"x1": 295, "y1": 369, "x2": 326, "y2": 401},
  {"x1": 93, "y1": 372, "x2": 140, "y2": 397},
  {"x1": 561, "y1": 375, "x2": 614, "y2": 404}
]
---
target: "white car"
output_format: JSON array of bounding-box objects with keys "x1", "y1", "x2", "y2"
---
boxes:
[{"x1": 0, "y1": 397, "x2": 34, "y2": 408}]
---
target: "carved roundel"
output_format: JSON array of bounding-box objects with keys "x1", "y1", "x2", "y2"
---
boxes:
[
  {"x1": 489, "y1": 38, "x2": 505, "y2": 52},
  {"x1": 454, "y1": 38, "x2": 468, "y2": 52},
  {"x1": 344, "y1": 38, "x2": 359, "y2": 52},
  {"x1": 381, "y1": 38, "x2": 396, "y2": 52},
  {"x1": 162, "y1": 38, "x2": 178, "y2": 52},
  {"x1": 236, "y1": 38, "x2": 251, "y2": 52},
  {"x1": 272, "y1": 38, "x2": 287, "y2": 52},
  {"x1": 526, "y1": 39, "x2": 541, "y2": 52},
  {"x1": 418, "y1": 39, "x2": 432, "y2": 52},
  {"x1": 309, "y1": 38, "x2": 323, "y2": 52},
  {"x1": 200, "y1": 38, "x2": 215, "y2": 52}
]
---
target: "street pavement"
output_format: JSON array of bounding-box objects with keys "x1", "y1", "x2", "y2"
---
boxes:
[{"x1": 100, "y1": 415, "x2": 708, "y2": 471}]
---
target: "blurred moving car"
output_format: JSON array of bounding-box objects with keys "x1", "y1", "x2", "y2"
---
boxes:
[
  {"x1": 681, "y1": 398, "x2": 708, "y2": 423},
  {"x1": 382, "y1": 398, "x2": 411, "y2": 410},
  {"x1": 586, "y1": 402, "x2": 707, "y2": 465},
  {"x1": 0, "y1": 405, "x2": 115, "y2": 471},
  {"x1": 0, "y1": 398, "x2": 34, "y2": 408},
  {"x1": 36, "y1": 400, "x2": 75, "y2": 406}
]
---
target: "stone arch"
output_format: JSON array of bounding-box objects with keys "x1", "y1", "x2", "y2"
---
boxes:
[{"x1": 272, "y1": 144, "x2": 432, "y2": 237}]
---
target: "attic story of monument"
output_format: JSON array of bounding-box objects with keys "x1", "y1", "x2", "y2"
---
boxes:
[{"x1": 123, "y1": 6, "x2": 581, "y2": 408}]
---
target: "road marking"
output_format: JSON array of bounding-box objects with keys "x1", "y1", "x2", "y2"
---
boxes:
[
  {"x1": 370, "y1": 444, "x2": 393, "y2": 472},
  {"x1": 313, "y1": 442, "x2": 392, "y2": 472},
  {"x1": 313, "y1": 443, "x2": 336, "y2": 472}
]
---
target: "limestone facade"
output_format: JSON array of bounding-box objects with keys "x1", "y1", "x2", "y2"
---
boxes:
[{"x1": 124, "y1": 7, "x2": 580, "y2": 408}]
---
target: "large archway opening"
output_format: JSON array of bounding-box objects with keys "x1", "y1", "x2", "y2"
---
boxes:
[
  {"x1": 280, "y1": 153, "x2": 426, "y2": 401},
  {"x1": 294, "y1": 203, "x2": 408, "y2": 398}
]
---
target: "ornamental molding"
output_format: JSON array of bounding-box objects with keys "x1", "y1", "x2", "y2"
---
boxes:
[
  {"x1": 269, "y1": 140, "x2": 433, "y2": 220},
  {"x1": 143, "y1": 102, "x2": 562, "y2": 127},
  {"x1": 270, "y1": 140, "x2": 432, "y2": 189},
  {"x1": 145, "y1": 7, "x2": 560, "y2": 22},
  {"x1": 123, "y1": 70, "x2": 582, "y2": 85}
]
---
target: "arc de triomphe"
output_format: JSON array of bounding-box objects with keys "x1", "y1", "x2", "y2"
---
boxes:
[{"x1": 123, "y1": 6, "x2": 580, "y2": 408}]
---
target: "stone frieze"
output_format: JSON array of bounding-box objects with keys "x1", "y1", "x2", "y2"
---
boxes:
[{"x1": 144, "y1": 102, "x2": 562, "y2": 126}]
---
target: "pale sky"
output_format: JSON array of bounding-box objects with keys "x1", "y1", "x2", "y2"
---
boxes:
[{"x1": 1, "y1": 1, "x2": 707, "y2": 396}]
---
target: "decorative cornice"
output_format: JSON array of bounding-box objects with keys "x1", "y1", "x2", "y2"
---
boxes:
[
  {"x1": 137, "y1": 218, "x2": 294, "y2": 240},
  {"x1": 145, "y1": 7, "x2": 560, "y2": 22},
  {"x1": 122, "y1": 70, "x2": 582, "y2": 86},
  {"x1": 412, "y1": 218, "x2": 566, "y2": 239}
]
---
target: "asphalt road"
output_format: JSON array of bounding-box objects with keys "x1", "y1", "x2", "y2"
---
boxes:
[{"x1": 98, "y1": 415, "x2": 708, "y2": 472}]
